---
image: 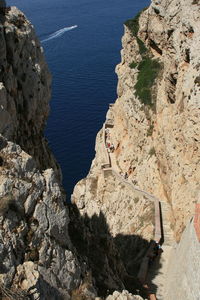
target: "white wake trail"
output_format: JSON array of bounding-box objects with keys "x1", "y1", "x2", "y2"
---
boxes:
[{"x1": 42, "y1": 25, "x2": 78, "y2": 43}]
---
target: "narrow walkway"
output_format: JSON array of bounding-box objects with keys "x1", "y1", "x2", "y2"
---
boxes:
[{"x1": 101, "y1": 110, "x2": 174, "y2": 300}]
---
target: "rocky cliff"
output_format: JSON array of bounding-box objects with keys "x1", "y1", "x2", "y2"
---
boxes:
[
  {"x1": 0, "y1": 6, "x2": 84, "y2": 300},
  {"x1": 72, "y1": 0, "x2": 200, "y2": 298},
  {"x1": 0, "y1": 6, "x2": 59, "y2": 172},
  {"x1": 0, "y1": 5, "x2": 143, "y2": 300}
]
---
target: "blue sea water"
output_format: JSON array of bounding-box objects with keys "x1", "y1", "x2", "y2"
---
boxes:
[{"x1": 7, "y1": 0, "x2": 150, "y2": 199}]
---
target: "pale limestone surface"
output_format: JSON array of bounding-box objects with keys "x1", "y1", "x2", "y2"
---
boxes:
[
  {"x1": 0, "y1": 7, "x2": 84, "y2": 299},
  {"x1": 106, "y1": 290, "x2": 143, "y2": 300},
  {"x1": 73, "y1": 0, "x2": 200, "y2": 244},
  {"x1": 0, "y1": 7, "x2": 58, "y2": 172},
  {"x1": 0, "y1": 136, "x2": 81, "y2": 298},
  {"x1": 73, "y1": 0, "x2": 200, "y2": 297}
]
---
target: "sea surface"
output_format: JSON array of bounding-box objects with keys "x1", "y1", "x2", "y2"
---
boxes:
[{"x1": 7, "y1": 0, "x2": 150, "y2": 199}]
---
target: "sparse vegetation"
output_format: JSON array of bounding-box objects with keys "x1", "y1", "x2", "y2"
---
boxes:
[
  {"x1": 135, "y1": 57, "x2": 161, "y2": 106},
  {"x1": 125, "y1": 9, "x2": 161, "y2": 108},
  {"x1": 124, "y1": 12, "x2": 140, "y2": 37},
  {"x1": 129, "y1": 61, "x2": 137, "y2": 69},
  {"x1": 194, "y1": 76, "x2": 200, "y2": 86},
  {"x1": 149, "y1": 147, "x2": 156, "y2": 157},
  {"x1": 192, "y1": 0, "x2": 199, "y2": 4},
  {"x1": 137, "y1": 37, "x2": 148, "y2": 55},
  {"x1": 124, "y1": 9, "x2": 148, "y2": 56},
  {"x1": 134, "y1": 197, "x2": 139, "y2": 204},
  {"x1": 147, "y1": 124, "x2": 154, "y2": 136}
]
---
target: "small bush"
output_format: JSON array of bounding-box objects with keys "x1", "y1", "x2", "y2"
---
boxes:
[
  {"x1": 147, "y1": 124, "x2": 154, "y2": 136},
  {"x1": 129, "y1": 61, "x2": 137, "y2": 69},
  {"x1": 192, "y1": 0, "x2": 199, "y2": 4},
  {"x1": 149, "y1": 147, "x2": 156, "y2": 157},
  {"x1": 124, "y1": 12, "x2": 140, "y2": 36},
  {"x1": 135, "y1": 57, "x2": 161, "y2": 106},
  {"x1": 134, "y1": 197, "x2": 139, "y2": 204},
  {"x1": 124, "y1": 11, "x2": 147, "y2": 56},
  {"x1": 194, "y1": 76, "x2": 200, "y2": 86},
  {"x1": 125, "y1": 8, "x2": 161, "y2": 108},
  {"x1": 136, "y1": 37, "x2": 147, "y2": 55}
]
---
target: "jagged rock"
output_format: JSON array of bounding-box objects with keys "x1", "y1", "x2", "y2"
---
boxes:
[
  {"x1": 0, "y1": 6, "x2": 59, "y2": 173},
  {"x1": 0, "y1": 6, "x2": 84, "y2": 298},
  {"x1": 0, "y1": 135, "x2": 82, "y2": 297},
  {"x1": 106, "y1": 290, "x2": 143, "y2": 300}
]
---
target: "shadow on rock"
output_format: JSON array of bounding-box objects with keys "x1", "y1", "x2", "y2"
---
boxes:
[{"x1": 69, "y1": 204, "x2": 162, "y2": 299}]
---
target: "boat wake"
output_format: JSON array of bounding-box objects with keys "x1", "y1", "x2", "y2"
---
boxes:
[{"x1": 42, "y1": 25, "x2": 78, "y2": 43}]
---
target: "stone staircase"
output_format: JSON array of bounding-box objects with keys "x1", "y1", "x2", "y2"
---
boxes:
[
  {"x1": 101, "y1": 113, "x2": 175, "y2": 299},
  {"x1": 147, "y1": 201, "x2": 174, "y2": 300}
]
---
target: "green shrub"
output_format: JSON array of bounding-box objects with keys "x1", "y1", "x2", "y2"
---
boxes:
[
  {"x1": 124, "y1": 12, "x2": 140, "y2": 36},
  {"x1": 149, "y1": 147, "x2": 156, "y2": 157},
  {"x1": 134, "y1": 197, "x2": 139, "y2": 204},
  {"x1": 136, "y1": 37, "x2": 147, "y2": 55},
  {"x1": 129, "y1": 61, "x2": 137, "y2": 69},
  {"x1": 125, "y1": 8, "x2": 161, "y2": 108},
  {"x1": 135, "y1": 57, "x2": 161, "y2": 106},
  {"x1": 147, "y1": 124, "x2": 154, "y2": 136},
  {"x1": 124, "y1": 9, "x2": 148, "y2": 56}
]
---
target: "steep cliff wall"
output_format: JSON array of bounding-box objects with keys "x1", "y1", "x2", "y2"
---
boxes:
[
  {"x1": 0, "y1": 7, "x2": 84, "y2": 299},
  {"x1": 73, "y1": 0, "x2": 200, "y2": 243},
  {"x1": 72, "y1": 0, "x2": 200, "y2": 297},
  {"x1": 0, "y1": 6, "x2": 58, "y2": 172},
  {"x1": 0, "y1": 6, "x2": 143, "y2": 300}
]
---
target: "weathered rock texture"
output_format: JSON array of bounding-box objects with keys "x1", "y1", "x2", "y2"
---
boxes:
[
  {"x1": 72, "y1": 0, "x2": 200, "y2": 297},
  {"x1": 0, "y1": 135, "x2": 85, "y2": 299},
  {"x1": 0, "y1": 7, "x2": 86, "y2": 299},
  {"x1": 73, "y1": 0, "x2": 200, "y2": 243},
  {"x1": 0, "y1": 6, "x2": 58, "y2": 172},
  {"x1": 106, "y1": 290, "x2": 143, "y2": 300},
  {"x1": 138, "y1": 0, "x2": 200, "y2": 241}
]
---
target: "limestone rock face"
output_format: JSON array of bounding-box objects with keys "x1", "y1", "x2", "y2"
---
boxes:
[
  {"x1": 72, "y1": 0, "x2": 200, "y2": 295},
  {"x1": 106, "y1": 290, "x2": 143, "y2": 300},
  {"x1": 138, "y1": 0, "x2": 200, "y2": 239},
  {"x1": 0, "y1": 7, "x2": 58, "y2": 172},
  {"x1": 0, "y1": 135, "x2": 81, "y2": 298},
  {"x1": 0, "y1": 7, "x2": 84, "y2": 299},
  {"x1": 73, "y1": 0, "x2": 200, "y2": 249}
]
